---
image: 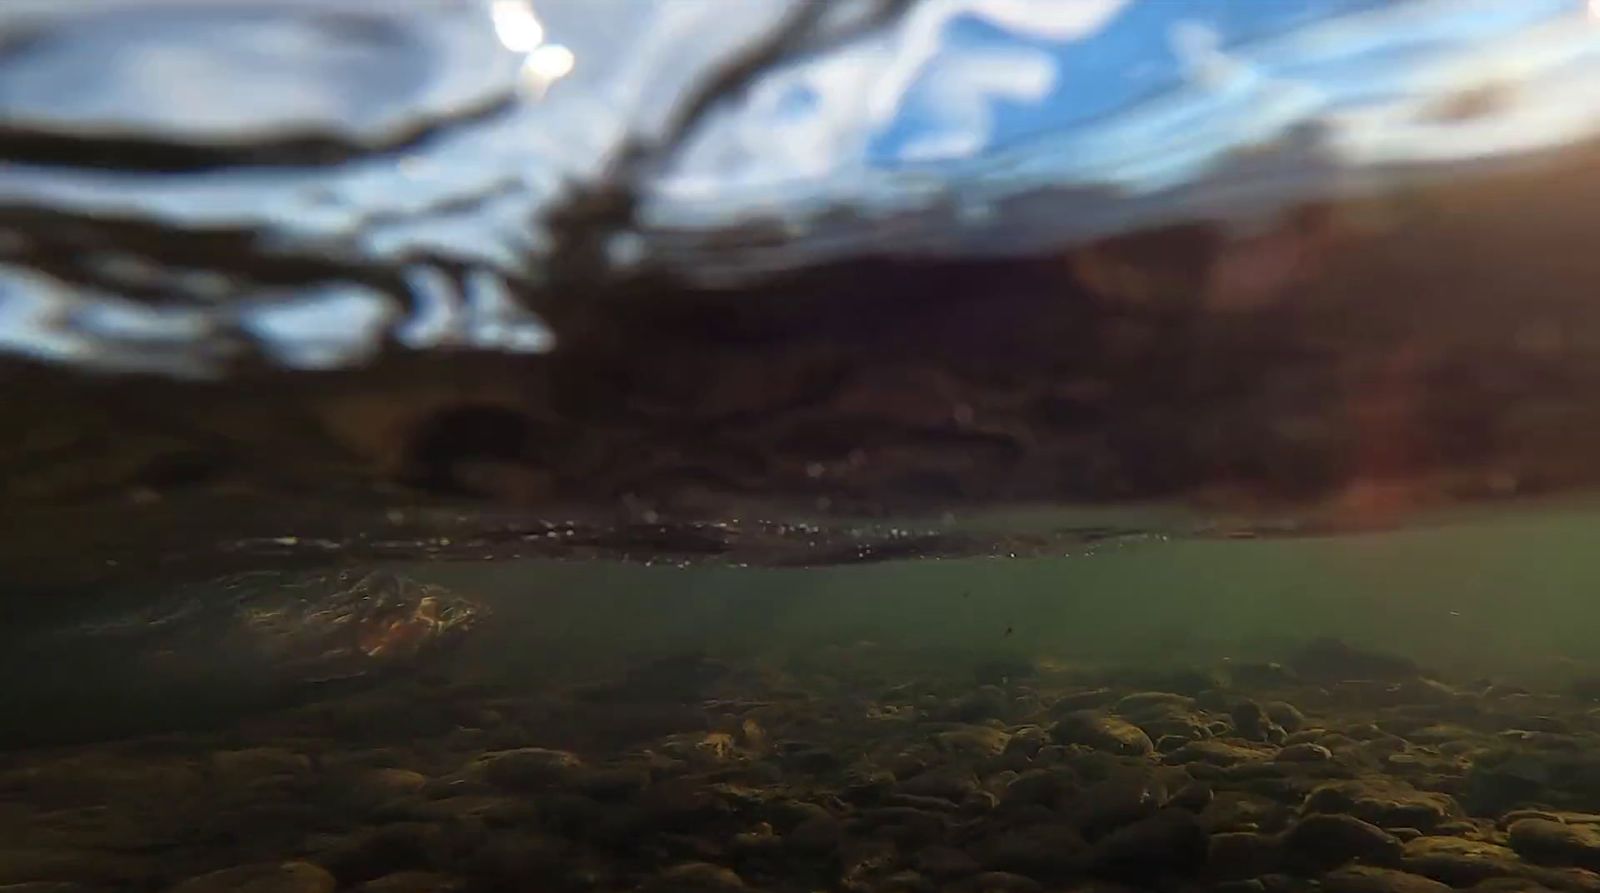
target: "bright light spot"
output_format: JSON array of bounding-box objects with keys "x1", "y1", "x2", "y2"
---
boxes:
[
  {"x1": 491, "y1": 0, "x2": 544, "y2": 53},
  {"x1": 1591, "y1": 0, "x2": 1600, "y2": 20},
  {"x1": 524, "y1": 44, "x2": 575, "y2": 82}
]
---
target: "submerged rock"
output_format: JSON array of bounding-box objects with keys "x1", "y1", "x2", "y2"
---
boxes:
[
  {"x1": 1321, "y1": 865, "x2": 1453, "y2": 893},
  {"x1": 1282, "y1": 814, "x2": 1403, "y2": 869},
  {"x1": 1266, "y1": 702, "x2": 1308, "y2": 733},
  {"x1": 163, "y1": 862, "x2": 336, "y2": 893},
  {"x1": 1232, "y1": 701, "x2": 1287, "y2": 744},
  {"x1": 1276, "y1": 744, "x2": 1334, "y2": 764},
  {"x1": 1464, "y1": 750, "x2": 1562, "y2": 815},
  {"x1": 1052, "y1": 713, "x2": 1155, "y2": 756},
  {"x1": 354, "y1": 873, "x2": 467, "y2": 893},
  {"x1": 59, "y1": 569, "x2": 483, "y2": 691},
  {"x1": 1091, "y1": 809, "x2": 1208, "y2": 878},
  {"x1": 642, "y1": 863, "x2": 746, "y2": 893},
  {"x1": 978, "y1": 824, "x2": 1088, "y2": 879},
  {"x1": 1509, "y1": 820, "x2": 1600, "y2": 870},
  {"x1": 463, "y1": 748, "x2": 584, "y2": 791},
  {"x1": 1302, "y1": 780, "x2": 1461, "y2": 830},
  {"x1": 1208, "y1": 831, "x2": 1283, "y2": 879},
  {"x1": 1400, "y1": 837, "x2": 1531, "y2": 887},
  {"x1": 1171, "y1": 740, "x2": 1275, "y2": 768}
]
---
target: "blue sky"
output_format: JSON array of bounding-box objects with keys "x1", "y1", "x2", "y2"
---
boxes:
[{"x1": 864, "y1": 0, "x2": 1528, "y2": 166}]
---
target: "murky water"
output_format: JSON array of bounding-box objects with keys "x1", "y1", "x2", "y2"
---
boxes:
[
  {"x1": 10, "y1": 501, "x2": 1600, "y2": 890},
  {"x1": 11, "y1": 2, "x2": 1600, "y2": 893}
]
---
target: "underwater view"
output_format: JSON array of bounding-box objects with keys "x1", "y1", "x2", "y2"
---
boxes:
[{"x1": 8, "y1": 1, "x2": 1600, "y2": 891}]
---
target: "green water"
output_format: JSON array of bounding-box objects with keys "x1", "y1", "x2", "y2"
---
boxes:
[
  {"x1": 418, "y1": 501, "x2": 1600, "y2": 691},
  {"x1": 12, "y1": 502, "x2": 1600, "y2": 892}
]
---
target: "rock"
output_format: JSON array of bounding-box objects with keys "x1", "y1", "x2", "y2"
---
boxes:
[
  {"x1": 935, "y1": 725, "x2": 1011, "y2": 757},
  {"x1": 337, "y1": 768, "x2": 428, "y2": 810},
  {"x1": 211, "y1": 748, "x2": 312, "y2": 780},
  {"x1": 888, "y1": 746, "x2": 939, "y2": 779},
  {"x1": 764, "y1": 799, "x2": 830, "y2": 828},
  {"x1": 1266, "y1": 702, "x2": 1307, "y2": 733},
  {"x1": 461, "y1": 834, "x2": 569, "y2": 881},
  {"x1": 1322, "y1": 866, "x2": 1453, "y2": 893},
  {"x1": 1510, "y1": 820, "x2": 1600, "y2": 869},
  {"x1": 464, "y1": 748, "x2": 583, "y2": 791},
  {"x1": 1208, "y1": 832, "x2": 1283, "y2": 879},
  {"x1": 1173, "y1": 781, "x2": 1215, "y2": 811},
  {"x1": 939, "y1": 688, "x2": 1012, "y2": 723},
  {"x1": 842, "y1": 767, "x2": 896, "y2": 804},
  {"x1": 1502, "y1": 810, "x2": 1572, "y2": 829},
  {"x1": 1401, "y1": 836, "x2": 1530, "y2": 887},
  {"x1": 778, "y1": 743, "x2": 844, "y2": 773},
  {"x1": 1156, "y1": 734, "x2": 1195, "y2": 753},
  {"x1": 660, "y1": 731, "x2": 742, "y2": 766},
  {"x1": 0, "y1": 849, "x2": 149, "y2": 886},
  {"x1": 1171, "y1": 740, "x2": 1274, "y2": 767},
  {"x1": 732, "y1": 821, "x2": 779, "y2": 853},
  {"x1": 985, "y1": 770, "x2": 1020, "y2": 795},
  {"x1": 1232, "y1": 701, "x2": 1285, "y2": 743},
  {"x1": 1004, "y1": 726, "x2": 1051, "y2": 759},
  {"x1": 639, "y1": 778, "x2": 729, "y2": 831},
  {"x1": 786, "y1": 813, "x2": 842, "y2": 856},
  {"x1": 306, "y1": 822, "x2": 434, "y2": 881},
  {"x1": 1115, "y1": 692, "x2": 1197, "y2": 715},
  {"x1": 1540, "y1": 813, "x2": 1600, "y2": 827},
  {"x1": 163, "y1": 862, "x2": 335, "y2": 893},
  {"x1": 961, "y1": 871, "x2": 1043, "y2": 893},
  {"x1": 1074, "y1": 771, "x2": 1172, "y2": 836},
  {"x1": 1002, "y1": 768, "x2": 1078, "y2": 809},
  {"x1": 576, "y1": 766, "x2": 650, "y2": 800},
  {"x1": 1303, "y1": 779, "x2": 1460, "y2": 830},
  {"x1": 1034, "y1": 744, "x2": 1075, "y2": 765},
  {"x1": 1091, "y1": 809, "x2": 1208, "y2": 878},
  {"x1": 1053, "y1": 712, "x2": 1154, "y2": 756},
  {"x1": 1276, "y1": 744, "x2": 1334, "y2": 764},
  {"x1": 915, "y1": 847, "x2": 982, "y2": 878},
  {"x1": 398, "y1": 794, "x2": 537, "y2": 824},
  {"x1": 1468, "y1": 881, "x2": 1565, "y2": 893},
  {"x1": 1404, "y1": 724, "x2": 1478, "y2": 745},
  {"x1": 979, "y1": 824, "x2": 1088, "y2": 879},
  {"x1": 1142, "y1": 715, "x2": 1215, "y2": 743},
  {"x1": 877, "y1": 870, "x2": 933, "y2": 893},
  {"x1": 1053, "y1": 689, "x2": 1119, "y2": 712},
  {"x1": 1282, "y1": 814, "x2": 1403, "y2": 869},
  {"x1": 353, "y1": 871, "x2": 466, "y2": 893},
  {"x1": 962, "y1": 790, "x2": 999, "y2": 816},
  {"x1": 860, "y1": 807, "x2": 950, "y2": 847},
  {"x1": 642, "y1": 863, "x2": 745, "y2": 893},
  {"x1": 1466, "y1": 751, "x2": 1558, "y2": 815},
  {"x1": 1200, "y1": 790, "x2": 1291, "y2": 834},
  {"x1": 1260, "y1": 874, "x2": 1314, "y2": 893},
  {"x1": 896, "y1": 768, "x2": 979, "y2": 801}
]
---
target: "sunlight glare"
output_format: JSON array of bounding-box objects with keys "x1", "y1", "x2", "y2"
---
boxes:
[
  {"x1": 490, "y1": 0, "x2": 544, "y2": 53},
  {"x1": 524, "y1": 44, "x2": 575, "y2": 82}
]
